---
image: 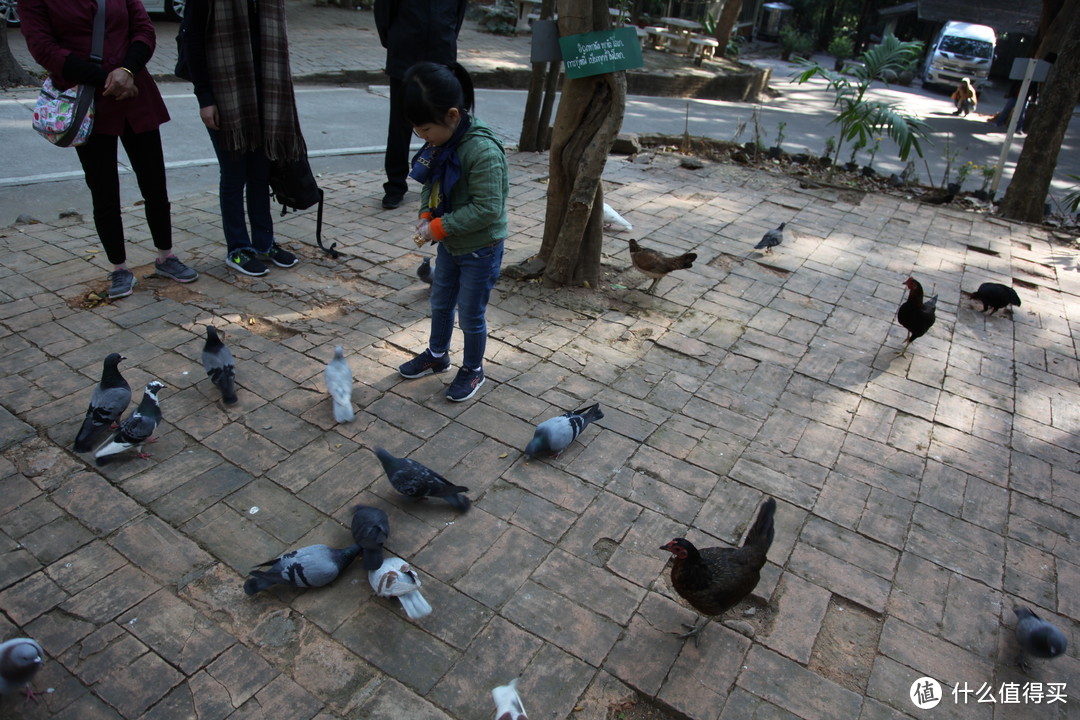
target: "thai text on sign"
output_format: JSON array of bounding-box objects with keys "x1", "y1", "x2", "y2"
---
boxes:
[{"x1": 559, "y1": 27, "x2": 643, "y2": 79}]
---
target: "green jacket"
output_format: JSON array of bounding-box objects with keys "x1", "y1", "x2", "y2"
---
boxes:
[{"x1": 421, "y1": 118, "x2": 509, "y2": 255}]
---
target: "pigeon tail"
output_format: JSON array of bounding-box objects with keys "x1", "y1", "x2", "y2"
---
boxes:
[
  {"x1": 397, "y1": 590, "x2": 433, "y2": 619},
  {"x1": 74, "y1": 421, "x2": 100, "y2": 453},
  {"x1": 243, "y1": 572, "x2": 280, "y2": 596},
  {"x1": 576, "y1": 403, "x2": 604, "y2": 425},
  {"x1": 214, "y1": 372, "x2": 238, "y2": 405}
]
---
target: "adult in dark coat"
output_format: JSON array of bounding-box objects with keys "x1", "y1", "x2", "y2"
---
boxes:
[
  {"x1": 19, "y1": 0, "x2": 199, "y2": 299},
  {"x1": 374, "y1": 0, "x2": 467, "y2": 209}
]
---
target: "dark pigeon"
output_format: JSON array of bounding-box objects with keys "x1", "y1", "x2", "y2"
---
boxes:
[
  {"x1": 95, "y1": 380, "x2": 164, "y2": 465},
  {"x1": 1014, "y1": 606, "x2": 1067, "y2": 671},
  {"x1": 74, "y1": 353, "x2": 131, "y2": 452},
  {"x1": 374, "y1": 447, "x2": 470, "y2": 512},
  {"x1": 417, "y1": 256, "x2": 433, "y2": 284},
  {"x1": 754, "y1": 223, "x2": 785, "y2": 253},
  {"x1": 243, "y1": 543, "x2": 361, "y2": 595},
  {"x1": 524, "y1": 403, "x2": 604, "y2": 459},
  {"x1": 203, "y1": 326, "x2": 237, "y2": 404},
  {"x1": 0, "y1": 637, "x2": 44, "y2": 702},
  {"x1": 351, "y1": 505, "x2": 390, "y2": 571}
]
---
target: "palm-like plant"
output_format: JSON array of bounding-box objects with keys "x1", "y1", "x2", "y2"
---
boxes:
[{"x1": 791, "y1": 35, "x2": 929, "y2": 165}]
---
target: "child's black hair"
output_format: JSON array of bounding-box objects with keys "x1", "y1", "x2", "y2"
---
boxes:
[{"x1": 401, "y1": 62, "x2": 476, "y2": 127}]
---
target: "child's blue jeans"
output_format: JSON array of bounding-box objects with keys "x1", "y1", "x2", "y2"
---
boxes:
[{"x1": 429, "y1": 239, "x2": 504, "y2": 370}]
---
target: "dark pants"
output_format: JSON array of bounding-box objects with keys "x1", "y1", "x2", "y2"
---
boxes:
[
  {"x1": 384, "y1": 76, "x2": 412, "y2": 199},
  {"x1": 75, "y1": 125, "x2": 172, "y2": 266},
  {"x1": 207, "y1": 129, "x2": 274, "y2": 254}
]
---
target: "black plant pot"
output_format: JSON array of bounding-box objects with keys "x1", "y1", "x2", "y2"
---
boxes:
[
  {"x1": 972, "y1": 189, "x2": 993, "y2": 202},
  {"x1": 861, "y1": 165, "x2": 877, "y2": 177},
  {"x1": 818, "y1": 156, "x2": 832, "y2": 168},
  {"x1": 791, "y1": 153, "x2": 810, "y2": 164},
  {"x1": 767, "y1": 147, "x2": 783, "y2": 160},
  {"x1": 845, "y1": 161, "x2": 859, "y2": 172},
  {"x1": 946, "y1": 182, "x2": 961, "y2": 194}
]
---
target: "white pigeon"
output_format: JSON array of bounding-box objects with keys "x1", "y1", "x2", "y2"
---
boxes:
[
  {"x1": 491, "y1": 678, "x2": 527, "y2": 720},
  {"x1": 324, "y1": 345, "x2": 355, "y2": 423},
  {"x1": 95, "y1": 380, "x2": 165, "y2": 465},
  {"x1": 0, "y1": 637, "x2": 44, "y2": 702},
  {"x1": 368, "y1": 556, "x2": 432, "y2": 619},
  {"x1": 603, "y1": 203, "x2": 632, "y2": 232}
]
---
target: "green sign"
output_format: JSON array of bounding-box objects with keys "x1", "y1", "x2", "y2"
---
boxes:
[{"x1": 559, "y1": 27, "x2": 643, "y2": 79}]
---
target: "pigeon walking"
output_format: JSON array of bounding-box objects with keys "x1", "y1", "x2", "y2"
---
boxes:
[
  {"x1": 324, "y1": 346, "x2": 355, "y2": 423},
  {"x1": 202, "y1": 326, "x2": 237, "y2": 404},
  {"x1": 95, "y1": 381, "x2": 164, "y2": 465},
  {"x1": 1014, "y1": 606, "x2": 1067, "y2": 671},
  {"x1": 417, "y1": 256, "x2": 433, "y2": 284},
  {"x1": 244, "y1": 543, "x2": 361, "y2": 595},
  {"x1": 967, "y1": 282, "x2": 1021, "y2": 315},
  {"x1": 350, "y1": 505, "x2": 390, "y2": 571},
  {"x1": 603, "y1": 203, "x2": 632, "y2": 231},
  {"x1": 0, "y1": 637, "x2": 44, "y2": 702},
  {"x1": 524, "y1": 403, "x2": 604, "y2": 459},
  {"x1": 491, "y1": 678, "x2": 528, "y2": 720},
  {"x1": 74, "y1": 353, "x2": 131, "y2": 452},
  {"x1": 374, "y1": 447, "x2": 470, "y2": 512},
  {"x1": 754, "y1": 223, "x2": 785, "y2": 253},
  {"x1": 369, "y1": 556, "x2": 432, "y2": 619}
]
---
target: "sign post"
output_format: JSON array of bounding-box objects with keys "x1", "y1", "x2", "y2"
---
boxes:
[{"x1": 558, "y1": 26, "x2": 644, "y2": 79}]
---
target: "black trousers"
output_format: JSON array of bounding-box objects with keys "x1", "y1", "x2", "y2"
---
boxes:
[
  {"x1": 383, "y1": 76, "x2": 412, "y2": 199},
  {"x1": 75, "y1": 125, "x2": 172, "y2": 266}
]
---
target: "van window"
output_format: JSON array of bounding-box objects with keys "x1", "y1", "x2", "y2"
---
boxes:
[{"x1": 939, "y1": 36, "x2": 993, "y2": 59}]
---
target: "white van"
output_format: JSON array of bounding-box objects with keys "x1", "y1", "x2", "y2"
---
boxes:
[{"x1": 921, "y1": 21, "x2": 996, "y2": 90}]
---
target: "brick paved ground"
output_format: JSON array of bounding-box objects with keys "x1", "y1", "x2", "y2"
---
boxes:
[
  {"x1": 1, "y1": 148, "x2": 1077, "y2": 719},
  {"x1": 3, "y1": 3, "x2": 1079, "y2": 718}
]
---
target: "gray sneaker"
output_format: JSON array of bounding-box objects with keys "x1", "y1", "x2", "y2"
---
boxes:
[
  {"x1": 154, "y1": 255, "x2": 199, "y2": 283},
  {"x1": 108, "y1": 269, "x2": 136, "y2": 299}
]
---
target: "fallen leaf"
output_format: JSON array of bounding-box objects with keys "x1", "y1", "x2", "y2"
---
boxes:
[{"x1": 499, "y1": 452, "x2": 508, "y2": 458}]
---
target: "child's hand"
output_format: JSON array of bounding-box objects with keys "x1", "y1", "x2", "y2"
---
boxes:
[{"x1": 416, "y1": 220, "x2": 434, "y2": 242}]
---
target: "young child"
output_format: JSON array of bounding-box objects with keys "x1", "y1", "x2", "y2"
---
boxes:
[{"x1": 396, "y1": 62, "x2": 509, "y2": 402}]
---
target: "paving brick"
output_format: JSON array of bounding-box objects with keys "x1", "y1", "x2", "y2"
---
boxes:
[
  {"x1": 150, "y1": 464, "x2": 253, "y2": 525},
  {"x1": 605, "y1": 591, "x2": 694, "y2": 696},
  {"x1": 788, "y1": 543, "x2": 891, "y2": 613},
  {"x1": 658, "y1": 622, "x2": 753, "y2": 720},
  {"x1": 456, "y1": 525, "x2": 551, "y2": 609},
  {"x1": 46, "y1": 541, "x2": 128, "y2": 595},
  {"x1": 907, "y1": 505, "x2": 1004, "y2": 587},
  {"x1": 737, "y1": 644, "x2": 863, "y2": 720},
  {"x1": 877, "y1": 617, "x2": 996, "y2": 689},
  {"x1": 480, "y1": 480, "x2": 577, "y2": 541},
  {"x1": 19, "y1": 514, "x2": 95, "y2": 565},
  {"x1": 205, "y1": 643, "x2": 279, "y2": 709},
  {"x1": 0, "y1": 570, "x2": 68, "y2": 625},
  {"x1": 532, "y1": 548, "x2": 646, "y2": 624},
  {"x1": 95, "y1": 650, "x2": 184, "y2": 718},
  {"x1": 118, "y1": 590, "x2": 235, "y2": 674},
  {"x1": 502, "y1": 580, "x2": 623, "y2": 667},
  {"x1": 760, "y1": 572, "x2": 832, "y2": 664}
]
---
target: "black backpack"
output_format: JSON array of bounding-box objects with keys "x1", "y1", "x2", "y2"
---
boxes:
[{"x1": 269, "y1": 145, "x2": 338, "y2": 257}]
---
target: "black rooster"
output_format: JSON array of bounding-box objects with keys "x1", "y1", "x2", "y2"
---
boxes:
[
  {"x1": 661, "y1": 497, "x2": 776, "y2": 645},
  {"x1": 967, "y1": 282, "x2": 1020, "y2": 315},
  {"x1": 628, "y1": 239, "x2": 697, "y2": 295},
  {"x1": 896, "y1": 277, "x2": 938, "y2": 356}
]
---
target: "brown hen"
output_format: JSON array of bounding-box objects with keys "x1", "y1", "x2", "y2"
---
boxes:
[
  {"x1": 661, "y1": 497, "x2": 776, "y2": 644},
  {"x1": 628, "y1": 239, "x2": 697, "y2": 295}
]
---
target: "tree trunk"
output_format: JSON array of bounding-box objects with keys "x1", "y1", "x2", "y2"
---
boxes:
[
  {"x1": 999, "y1": 1, "x2": 1080, "y2": 222},
  {"x1": 712, "y1": 0, "x2": 742, "y2": 56},
  {"x1": 0, "y1": 18, "x2": 35, "y2": 89},
  {"x1": 519, "y1": 0, "x2": 559, "y2": 151},
  {"x1": 537, "y1": 0, "x2": 626, "y2": 289}
]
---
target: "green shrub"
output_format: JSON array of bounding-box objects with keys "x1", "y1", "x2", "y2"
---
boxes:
[{"x1": 828, "y1": 35, "x2": 854, "y2": 61}]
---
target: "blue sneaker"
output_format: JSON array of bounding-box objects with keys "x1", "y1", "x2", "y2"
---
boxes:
[
  {"x1": 447, "y1": 367, "x2": 485, "y2": 402},
  {"x1": 107, "y1": 269, "x2": 136, "y2": 299},
  {"x1": 399, "y1": 349, "x2": 450, "y2": 379}
]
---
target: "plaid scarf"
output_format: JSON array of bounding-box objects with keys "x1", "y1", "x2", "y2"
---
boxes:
[
  {"x1": 409, "y1": 113, "x2": 472, "y2": 217},
  {"x1": 206, "y1": 0, "x2": 302, "y2": 161}
]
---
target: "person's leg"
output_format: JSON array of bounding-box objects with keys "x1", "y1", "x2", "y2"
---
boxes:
[
  {"x1": 75, "y1": 133, "x2": 126, "y2": 266},
  {"x1": 456, "y1": 241, "x2": 504, "y2": 370},
  {"x1": 120, "y1": 126, "x2": 171, "y2": 256},
  {"x1": 245, "y1": 149, "x2": 274, "y2": 252},
  {"x1": 429, "y1": 241, "x2": 460, "y2": 355},
  {"x1": 208, "y1": 128, "x2": 254, "y2": 253},
  {"x1": 382, "y1": 76, "x2": 410, "y2": 205}
]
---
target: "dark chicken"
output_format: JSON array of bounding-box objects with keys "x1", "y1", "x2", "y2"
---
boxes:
[
  {"x1": 967, "y1": 282, "x2": 1020, "y2": 315},
  {"x1": 661, "y1": 497, "x2": 776, "y2": 644},
  {"x1": 896, "y1": 277, "x2": 938, "y2": 355},
  {"x1": 628, "y1": 239, "x2": 697, "y2": 295}
]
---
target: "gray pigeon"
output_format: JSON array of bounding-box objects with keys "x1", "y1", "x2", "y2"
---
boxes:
[
  {"x1": 754, "y1": 223, "x2": 785, "y2": 253},
  {"x1": 0, "y1": 637, "x2": 44, "y2": 702},
  {"x1": 1014, "y1": 606, "x2": 1068, "y2": 671},
  {"x1": 524, "y1": 403, "x2": 604, "y2": 459},
  {"x1": 324, "y1": 346, "x2": 355, "y2": 423},
  {"x1": 244, "y1": 543, "x2": 362, "y2": 595},
  {"x1": 350, "y1": 505, "x2": 390, "y2": 571},
  {"x1": 491, "y1": 678, "x2": 527, "y2": 720},
  {"x1": 374, "y1": 447, "x2": 470, "y2": 512},
  {"x1": 74, "y1": 352, "x2": 131, "y2": 452},
  {"x1": 417, "y1": 256, "x2": 432, "y2": 284},
  {"x1": 95, "y1": 380, "x2": 164, "y2": 465},
  {"x1": 203, "y1": 326, "x2": 237, "y2": 404}
]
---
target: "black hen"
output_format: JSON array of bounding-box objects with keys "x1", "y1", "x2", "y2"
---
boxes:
[
  {"x1": 661, "y1": 497, "x2": 776, "y2": 644},
  {"x1": 968, "y1": 282, "x2": 1020, "y2": 315},
  {"x1": 628, "y1": 239, "x2": 697, "y2": 295},
  {"x1": 896, "y1": 277, "x2": 937, "y2": 356}
]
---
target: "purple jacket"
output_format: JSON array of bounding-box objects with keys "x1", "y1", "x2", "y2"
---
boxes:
[{"x1": 20, "y1": 0, "x2": 169, "y2": 135}]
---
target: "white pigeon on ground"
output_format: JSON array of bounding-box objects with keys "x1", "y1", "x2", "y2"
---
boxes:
[
  {"x1": 95, "y1": 380, "x2": 165, "y2": 465},
  {"x1": 603, "y1": 203, "x2": 632, "y2": 232},
  {"x1": 368, "y1": 556, "x2": 432, "y2": 619},
  {"x1": 74, "y1": 352, "x2": 131, "y2": 452},
  {"x1": 324, "y1": 345, "x2": 355, "y2": 423},
  {"x1": 524, "y1": 403, "x2": 604, "y2": 459},
  {"x1": 491, "y1": 678, "x2": 527, "y2": 720},
  {"x1": 0, "y1": 637, "x2": 44, "y2": 702}
]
